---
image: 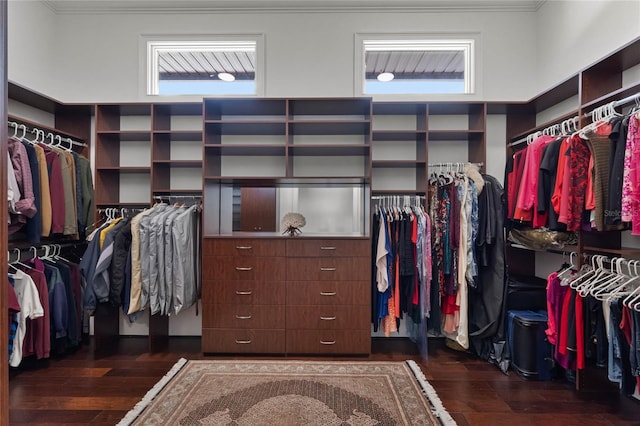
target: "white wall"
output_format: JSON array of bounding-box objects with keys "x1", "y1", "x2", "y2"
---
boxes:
[
  {"x1": 536, "y1": 0, "x2": 640, "y2": 94},
  {"x1": 10, "y1": 8, "x2": 537, "y2": 102},
  {"x1": 7, "y1": 0, "x2": 57, "y2": 97}
]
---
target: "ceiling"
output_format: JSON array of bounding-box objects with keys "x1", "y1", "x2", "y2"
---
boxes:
[{"x1": 42, "y1": 0, "x2": 546, "y2": 13}]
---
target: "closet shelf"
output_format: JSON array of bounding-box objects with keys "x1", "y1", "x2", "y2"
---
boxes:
[
  {"x1": 204, "y1": 176, "x2": 369, "y2": 186},
  {"x1": 152, "y1": 130, "x2": 203, "y2": 141},
  {"x1": 152, "y1": 160, "x2": 202, "y2": 167},
  {"x1": 96, "y1": 130, "x2": 152, "y2": 141},
  {"x1": 581, "y1": 82, "x2": 640, "y2": 111},
  {"x1": 509, "y1": 110, "x2": 580, "y2": 142},
  {"x1": 289, "y1": 120, "x2": 370, "y2": 135},
  {"x1": 372, "y1": 189, "x2": 426, "y2": 196},
  {"x1": 95, "y1": 201, "x2": 151, "y2": 208},
  {"x1": 428, "y1": 130, "x2": 484, "y2": 141},
  {"x1": 153, "y1": 188, "x2": 202, "y2": 194},
  {"x1": 97, "y1": 166, "x2": 150, "y2": 173},
  {"x1": 582, "y1": 246, "x2": 640, "y2": 258},
  {"x1": 205, "y1": 121, "x2": 286, "y2": 135},
  {"x1": 372, "y1": 160, "x2": 424, "y2": 168},
  {"x1": 288, "y1": 144, "x2": 369, "y2": 156},
  {"x1": 8, "y1": 114, "x2": 85, "y2": 141},
  {"x1": 372, "y1": 130, "x2": 427, "y2": 141},
  {"x1": 204, "y1": 144, "x2": 286, "y2": 156}
]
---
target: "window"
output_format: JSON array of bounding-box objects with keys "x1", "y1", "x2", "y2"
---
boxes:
[
  {"x1": 147, "y1": 38, "x2": 262, "y2": 96},
  {"x1": 357, "y1": 37, "x2": 475, "y2": 95}
]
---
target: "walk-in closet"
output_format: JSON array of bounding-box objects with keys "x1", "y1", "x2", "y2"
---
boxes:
[{"x1": 3, "y1": 1, "x2": 640, "y2": 424}]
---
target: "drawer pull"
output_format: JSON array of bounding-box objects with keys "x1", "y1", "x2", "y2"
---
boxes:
[
  {"x1": 235, "y1": 290, "x2": 253, "y2": 295},
  {"x1": 236, "y1": 246, "x2": 253, "y2": 250},
  {"x1": 320, "y1": 291, "x2": 337, "y2": 296},
  {"x1": 320, "y1": 246, "x2": 337, "y2": 250},
  {"x1": 320, "y1": 267, "x2": 336, "y2": 271},
  {"x1": 235, "y1": 267, "x2": 253, "y2": 271},
  {"x1": 320, "y1": 340, "x2": 336, "y2": 345},
  {"x1": 235, "y1": 339, "x2": 252, "y2": 344},
  {"x1": 235, "y1": 314, "x2": 253, "y2": 320},
  {"x1": 320, "y1": 316, "x2": 336, "y2": 321}
]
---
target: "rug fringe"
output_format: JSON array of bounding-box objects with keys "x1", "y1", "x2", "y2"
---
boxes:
[
  {"x1": 117, "y1": 357, "x2": 189, "y2": 426},
  {"x1": 406, "y1": 360, "x2": 457, "y2": 426}
]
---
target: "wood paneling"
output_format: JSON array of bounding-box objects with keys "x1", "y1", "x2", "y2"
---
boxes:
[
  {"x1": 202, "y1": 304, "x2": 285, "y2": 328},
  {"x1": 202, "y1": 238, "x2": 285, "y2": 256},
  {"x1": 8, "y1": 337, "x2": 640, "y2": 425},
  {"x1": 285, "y1": 281, "x2": 368, "y2": 305},
  {"x1": 286, "y1": 330, "x2": 370, "y2": 354},
  {"x1": 285, "y1": 239, "x2": 369, "y2": 257},
  {"x1": 202, "y1": 280, "x2": 285, "y2": 304},
  {"x1": 286, "y1": 305, "x2": 370, "y2": 330},
  {"x1": 201, "y1": 329, "x2": 285, "y2": 353},
  {"x1": 286, "y1": 257, "x2": 370, "y2": 281},
  {"x1": 239, "y1": 187, "x2": 277, "y2": 232},
  {"x1": 202, "y1": 257, "x2": 286, "y2": 281}
]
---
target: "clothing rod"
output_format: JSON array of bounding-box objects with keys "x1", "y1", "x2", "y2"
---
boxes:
[
  {"x1": 7, "y1": 119, "x2": 88, "y2": 147},
  {"x1": 580, "y1": 92, "x2": 640, "y2": 120},
  {"x1": 427, "y1": 162, "x2": 483, "y2": 167},
  {"x1": 153, "y1": 195, "x2": 202, "y2": 200},
  {"x1": 507, "y1": 115, "x2": 580, "y2": 148},
  {"x1": 510, "y1": 92, "x2": 640, "y2": 148}
]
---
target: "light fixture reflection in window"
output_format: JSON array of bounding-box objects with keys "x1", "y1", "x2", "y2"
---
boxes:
[
  {"x1": 218, "y1": 72, "x2": 236, "y2": 82},
  {"x1": 377, "y1": 72, "x2": 394, "y2": 82}
]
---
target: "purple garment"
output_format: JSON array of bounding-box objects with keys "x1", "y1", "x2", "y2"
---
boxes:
[{"x1": 547, "y1": 272, "x2": 576, "y2": 370}]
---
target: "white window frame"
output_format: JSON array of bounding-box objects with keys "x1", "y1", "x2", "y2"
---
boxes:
[
  {"x1": 355, "y1": 33, "x2": 478, "y2": 99},
  {"x1": 143, "y1": 34, "x2": 265, "y2": 97}
]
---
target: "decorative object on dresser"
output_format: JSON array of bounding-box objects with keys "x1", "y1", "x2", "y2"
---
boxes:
[
  {"x1": 281, "y1": 212, "x2": 306, "y2": 236},
  {"x1": 118, "y1": 359, "x2": 455, "y2": 426}
]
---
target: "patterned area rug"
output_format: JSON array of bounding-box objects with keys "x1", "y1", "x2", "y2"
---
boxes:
[{"x1": 118, "y1": 359, "x2": 455, "y2": 426}]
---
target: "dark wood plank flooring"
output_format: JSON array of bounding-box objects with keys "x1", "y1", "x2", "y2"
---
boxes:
[{"x1": 8, "y1": 337, "x2": 640, "y2": 425}]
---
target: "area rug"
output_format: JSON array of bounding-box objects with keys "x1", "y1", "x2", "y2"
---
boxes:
[{"x1": 118, "y1": 359, "x2": 455, "y2": 426}]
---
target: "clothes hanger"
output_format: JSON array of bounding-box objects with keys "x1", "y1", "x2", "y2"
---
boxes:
[
  {"x1": 597, "y1": 259, "x2": 639, "y2": 302},
  {"x1": 9, "y1": 121, "x2": 19, "y2": 138},
  {"x1": 576, "y1": 255, "x2": 617, "y2": 296},
  {"x1": 589, "y1": 257, "x2": 626, "y2": 298},
  {"x1": 569, "y1": 254, "x2": 602, "y2": 290}
]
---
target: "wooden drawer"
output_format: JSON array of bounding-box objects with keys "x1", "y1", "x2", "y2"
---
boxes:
[
  {"x1": 202, "y1": 257, "x2": 286, "y2": 281},
  {"x1": 203, "y1": 238, "x2": 285, "y2": 257},
  {"x1": 286, "y1": 330, "x2": 370, "y2": 355},
  {"x1": 286, "y1": 239, "x2": 369, "y2": 258},
  {"x1": 286, "y1": 281, "x2": 369, "y2": 305},
  {"x1": 286, "y1": 305, "x2": 370, "y2": 330},
  {"x1": 202, "y1": 329, "x2": 285, "y2": 353},
  {"x1": 286, "y1": 257, "x2": 370, "y2": 281},
  {"x1": 202, "y1": 304, "x2": 285, "y2": 328},
  {"x1": 202, "y1": 280, "x2": 285, "y2": 305}
]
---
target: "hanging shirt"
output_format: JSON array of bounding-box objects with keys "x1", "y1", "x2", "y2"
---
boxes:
[
  {"x1": 514, "y1": 135, "x2": 555, "y2": 222},
  {"x1": 9, "y1": 270, "x2": 44, "y2": 367},
  {"x1": 621, "y1": 114, "x2": 640, "y2": 233},
  {"x1": 33, "y1": 144, "x2": 52, "y2": 237}
]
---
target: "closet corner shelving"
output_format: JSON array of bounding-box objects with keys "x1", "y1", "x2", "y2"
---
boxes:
[
  {"x1": 505, "y1": 35, "x2": 640, "y2": 391},
  {"x1": 93, "y1": 101, "x2": 205, "y2": 355},
  {"x1": 371, "y1": 101, "x2": 486, "y2": 195}
]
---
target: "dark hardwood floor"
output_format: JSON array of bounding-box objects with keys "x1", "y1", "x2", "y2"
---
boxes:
[{"x1": 8, "y1": 337, "x2": 640, "y2": 425}]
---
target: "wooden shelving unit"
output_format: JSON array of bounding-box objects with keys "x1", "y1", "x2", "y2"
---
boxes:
[{"x1": 505, "y1": 36, "x2": 640, "y2": 392}]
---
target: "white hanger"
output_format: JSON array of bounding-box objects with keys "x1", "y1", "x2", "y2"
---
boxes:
[
  {"x1": 599, "y1": 260, "x2": 639, "y2": 302},
  {"x1": 577, "y1": 255, "x2": 618, "y2": 297},
  {"x1": 569, "y1": 254, "x2": 600, "y2": 289},
  {"x1": 9, "y1": 121, "x2": 19, "y2": 138},
  {"x1": 589, "y1": 257, "x2": 626, "y2": 298}
]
